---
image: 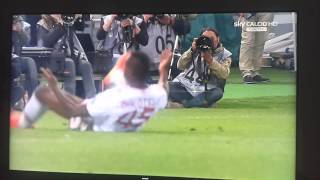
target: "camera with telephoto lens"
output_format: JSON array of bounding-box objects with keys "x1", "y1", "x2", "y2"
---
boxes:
[
  {"x1": 61, "y1": 14, "x2": 78, "y2": 25},
  {"x1": 195, "y1": 35, "x2": 213, "y2": 52},
  {"x1": 115, "y1": 14, "x2": 135, "y2": 43}
]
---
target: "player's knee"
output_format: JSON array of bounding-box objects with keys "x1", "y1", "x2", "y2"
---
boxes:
[
  {"x1": 65, "y1": 59, "x2": 76, "y2": 70},
  {"x1": 213, "y1": 88, "x2": 224, "y2": 101},
  {"x1": 216, "y1": 88, "x2": 224, "y2": 97}
]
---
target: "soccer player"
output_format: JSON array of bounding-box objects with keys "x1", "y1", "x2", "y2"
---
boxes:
[{"x1": 18, "y1": 49, "x2": 172, "y2": 132}]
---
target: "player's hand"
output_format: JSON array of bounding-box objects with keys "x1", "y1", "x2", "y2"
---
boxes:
[
  {"x1": 41, "y1": 68, "x2": 58, "y2": 88},
  {"x1": 201, "y1": 51, "x2": 213, "y2": 65},
  {"x1": 159, "y1": 49, "x2": 173, "y2": 72}
]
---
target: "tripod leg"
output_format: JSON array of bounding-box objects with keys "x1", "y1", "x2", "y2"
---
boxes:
[
  {"x1": 168, "y1": 35, "x2": 179, "y2": 80},
  {"x1": 123, "y1": 43, "x2": 127, "y2": 53}
]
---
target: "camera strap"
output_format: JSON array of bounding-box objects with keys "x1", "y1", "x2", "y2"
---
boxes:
[{"x1": 198, "y1": 55, "x2": 210, "y2": 98}]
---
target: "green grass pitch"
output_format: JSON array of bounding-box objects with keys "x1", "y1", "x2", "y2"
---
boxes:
[{"x1": 10, "y1": 68, "x2": 296, "y2": 180}]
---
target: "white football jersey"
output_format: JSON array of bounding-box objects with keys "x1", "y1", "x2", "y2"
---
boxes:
[
  {"x1": 85, "y1": 83, "x2": 168, "y2": 132},
  {"x1": 140, "y1": 21, "x2": 176, "y2": 71}
]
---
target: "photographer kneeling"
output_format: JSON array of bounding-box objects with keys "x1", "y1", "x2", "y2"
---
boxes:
[
  {"x1": 168, "y1": 28, "x2": 232, "y2": 108},
  {"x1": 37, "y1": 14, "x2": 96, "y2": 98}
]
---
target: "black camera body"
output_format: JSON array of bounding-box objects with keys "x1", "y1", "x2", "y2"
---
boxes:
[
  {"x1": 61, "y1": 14, "x2": 77, "y2": 25},
  {"x1": 115, "y1": 14, "x2": 135, "y2": 44},
  {"x1": 122, "y1": 26, "x2": 133, "y2": 43},
  {"x1": 195, "y1": 35, "x2": 213, "y2": 52}
]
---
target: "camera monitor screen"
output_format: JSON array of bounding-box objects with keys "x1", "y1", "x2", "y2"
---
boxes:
[{"x1": 9, "y1": 12, "x2": 296, "y2": 180}]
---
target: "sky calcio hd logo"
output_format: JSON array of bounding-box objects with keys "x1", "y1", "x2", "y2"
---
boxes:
[{"x1": 234, "y1": 21, "x2": 278, "y2": 32}]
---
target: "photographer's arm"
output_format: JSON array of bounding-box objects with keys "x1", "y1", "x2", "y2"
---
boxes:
[
  {"x1": 37, "y1": 24, "x2": 65, "y2": 48},
  {"x1": 96, "y1": 28, "x2": 107, "y2": 40},
  {"x1": 12, "y1": 21, "x2": 30, "y2": 46},
  {"x1": 177, "y1": 48, "x2": 193, "y2": 70},
  {"x1": 17, "y1": 30, "x2": 30, "y2": 46},
  {"x1": 134, "y1": 20, "x2": 148, "y2": 46},
  {"x1": 96, "y1": 17, "x2": 107, "y2": 40},
  {"x1": 208, "y1": 57, "x2": 232, "y2": 79},
  {"x1": 96, "y1": 15, "x2": 116, "y2": 40},
  {"x1": 23, "y1": 23, "x2": 32, "y2": 45},
  {"x1": 102, "y1": 15, "x2": 116, "y2": 32}
]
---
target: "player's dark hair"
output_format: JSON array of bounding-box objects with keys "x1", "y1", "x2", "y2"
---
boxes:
[{"x1": 124, "y1": 51, "x2": 150, "y2": 88}]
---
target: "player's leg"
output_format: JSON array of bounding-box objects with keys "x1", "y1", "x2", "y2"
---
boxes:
[{"x1": 19, "y1": 86, "x2": 84, "y2": 128}]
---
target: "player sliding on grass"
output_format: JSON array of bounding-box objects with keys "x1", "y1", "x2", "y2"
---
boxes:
[{"x1": 18, "y1": 49, "x2": 172, "y2": 132}]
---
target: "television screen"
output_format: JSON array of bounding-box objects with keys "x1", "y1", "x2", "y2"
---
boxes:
[{"x1": 8, "y1": 11, "x2": 297, "y2": 180}]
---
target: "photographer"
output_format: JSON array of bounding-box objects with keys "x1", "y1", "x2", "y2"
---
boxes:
[
  {"x1": 96, "y1": 14, "x2": 148, "y2": 70},
  {"x1": 37, "y1": 14, "x2": 96, "y2": 98},
  {"x1": 11, "y1": 15, "x2": 39, "y2": 108},
  {"x1": 168, "y1": 28, "x2": 232, "y2": 108},
  {"x1": 140, "y1": 14, "x2": 190, "y2": 73}
]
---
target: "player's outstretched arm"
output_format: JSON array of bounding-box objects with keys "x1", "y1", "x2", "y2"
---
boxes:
[
  {"x1": 158, "y1": 49, "x2": 173, "y2": 92},
  {"x1": 40, "y1": 68, "x2": 89, "y2": 117}
]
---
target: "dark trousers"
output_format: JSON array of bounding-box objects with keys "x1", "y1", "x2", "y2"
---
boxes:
[
  {"x1": 62, "y1": 58, "x2": 96, "y2": 98},
  {"x1": 11, "y1": 59, "x2": 24, "y2": 107},
  {"x1": 168, "y1": 81, "x2": 224, "y2": 108},
  {"x1": 11, "y1": 57, "x2": 39, "y2": 99}
]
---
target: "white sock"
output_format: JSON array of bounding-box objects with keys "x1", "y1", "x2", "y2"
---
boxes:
[{"x1": 19, "y1": 91, "x2": 47, "y2": 128}]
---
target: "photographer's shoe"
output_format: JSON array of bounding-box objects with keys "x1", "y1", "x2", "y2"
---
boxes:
[
  {"x1": 243, "y1": 75, "x2": 256, "y2": 84},
  {"x1": 253, "y1": 75, "x2": 270, "y2": 83}
]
